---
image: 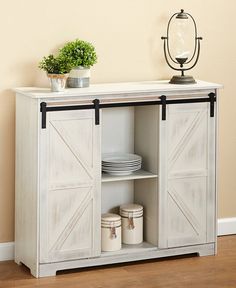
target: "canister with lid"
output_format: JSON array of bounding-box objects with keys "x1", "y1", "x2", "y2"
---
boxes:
[
  {"x1": 120, "y1": 204, "x2": 143, "y2": 245},
  {"x1": 101, "y1": 213, "x2": 121, "y2": 252}
]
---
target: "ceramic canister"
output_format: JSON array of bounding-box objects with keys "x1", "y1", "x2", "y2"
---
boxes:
[
  {"x1": 101, "y1": 213, "x2": 121, "y2": 252},
  {"x1": 120, "y1": 204, "x2": 143, "y2": 245}
]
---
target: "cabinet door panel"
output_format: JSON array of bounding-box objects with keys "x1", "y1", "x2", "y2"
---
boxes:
[
  {"x1": 159, "y1": 102, "x2": 216, "y2": 248},
  {"x1": 40, "y1": 110, "x2": 101, "y2": 263}
]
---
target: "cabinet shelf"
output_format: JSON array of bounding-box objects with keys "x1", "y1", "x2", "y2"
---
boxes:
[
  {"x1": 101, "y1": 241, "x2": 157, "y2": 257},
  {"x1": 101, "y1": 169, "x2": 158, "y2": 183}
]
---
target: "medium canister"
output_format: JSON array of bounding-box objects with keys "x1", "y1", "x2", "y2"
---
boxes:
[
  {"x1": 120, "y1": 204, "x2": 143, "y2": 244},
  {"x1": 101, "y1": 213, "x2": 121, "y2": 252}
]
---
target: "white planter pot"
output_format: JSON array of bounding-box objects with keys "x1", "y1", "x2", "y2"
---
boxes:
[
  {"x1": 47, "y1": 73, "x2": 68, "y2": 92},
  {"x1": 67, "y1": 67, "x2": 91, "y2": 88}
]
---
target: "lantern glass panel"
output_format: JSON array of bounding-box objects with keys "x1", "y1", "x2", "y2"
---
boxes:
[{"x1": 169, "y1": 17, "x2": 195, "y2": 63}]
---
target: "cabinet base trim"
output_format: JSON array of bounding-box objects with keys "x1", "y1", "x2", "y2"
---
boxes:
[{"x1": 38, "y1": 243, "x2": 215, "y2": 277}]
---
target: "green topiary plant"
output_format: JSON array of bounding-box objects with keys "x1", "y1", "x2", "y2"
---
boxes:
[
  {"x1": 38, "y1": 54, "x2": 73, "y2": 74},
  {"x1": 59, "y1": 39, "x2": 97, "y2": 68}
]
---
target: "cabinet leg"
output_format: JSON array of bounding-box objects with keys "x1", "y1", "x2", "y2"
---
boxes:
[
  {"x1": 39, "y1": 267, "x2": 57, "y2": 277},
  {"x1": 198, "y1": 246, "x2": 215, "y2": 257}
]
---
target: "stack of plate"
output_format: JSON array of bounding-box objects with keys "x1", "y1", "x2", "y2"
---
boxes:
[{"x1": 102, "y1": 153, "x2": 142, "y2": 176}]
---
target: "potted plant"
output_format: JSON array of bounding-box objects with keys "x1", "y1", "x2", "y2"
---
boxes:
[
  {"x1": 38, "y1": 54, "x2": 73, "y2": 92},
  {"x1": 59, "y1": 39, "x2": 97, "y2": 88}
]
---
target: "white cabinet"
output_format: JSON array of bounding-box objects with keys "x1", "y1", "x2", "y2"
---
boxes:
[{"x1": 14, "y1": 80, "x2": 221, "y2": 277}]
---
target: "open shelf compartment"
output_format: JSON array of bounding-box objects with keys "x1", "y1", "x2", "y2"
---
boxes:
[{"x1": 101, "y1": 105, "x2": 160, "y2": 252}]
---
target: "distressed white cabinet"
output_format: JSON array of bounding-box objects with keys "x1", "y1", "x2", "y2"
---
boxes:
[{"x1": 15, "y1": 80, "x2": 221, "y2": 277}]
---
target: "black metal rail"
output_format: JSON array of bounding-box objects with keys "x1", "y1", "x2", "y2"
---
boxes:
[{"x1": 40, "y1": 93, "x2": 216, "y2": 129}]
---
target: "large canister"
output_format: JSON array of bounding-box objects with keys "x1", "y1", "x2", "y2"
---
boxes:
[
  {"x1": 101, "y1": 213, "x2": 121, "y2": 252},
  {"x1": 120, "y1": 204, "x2": 143, "y2": 244}
]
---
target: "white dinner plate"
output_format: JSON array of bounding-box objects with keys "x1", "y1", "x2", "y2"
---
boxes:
[
  {"x1": 102, "y1": 153, "x2": 142, "y2": 163},
  {"x1": 102, "y1": 162, "x2": 141, "y2": 167},
  {"x1": 102, "y1": 169, "x2": 141, "y2": 176},
  {"x1": 102, "y1": 165, "x2": 141, "y2": 172}
]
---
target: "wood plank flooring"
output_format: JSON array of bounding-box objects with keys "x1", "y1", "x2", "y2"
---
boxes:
[{"x1": 0, "y1": 236, "x2": 236, "y2": 288}]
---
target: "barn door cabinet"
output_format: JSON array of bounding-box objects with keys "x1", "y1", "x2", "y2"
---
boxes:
[{"x1": 15, "y1": 80, "x2": 221, "y2": 277}]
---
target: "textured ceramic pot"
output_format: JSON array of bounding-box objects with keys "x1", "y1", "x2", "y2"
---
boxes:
[
  {"x1": 47, "y1": 73, "x2": 68, "y2": 92},
  {"x1": 67, "y1": 66, "x2": 90, "y2": 88}
]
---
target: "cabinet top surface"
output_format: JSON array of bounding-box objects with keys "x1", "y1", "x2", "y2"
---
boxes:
[{"x1": 14, "y1": 80, "x2": 222, "y2": 100}]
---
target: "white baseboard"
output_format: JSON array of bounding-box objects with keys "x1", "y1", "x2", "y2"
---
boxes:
[
  {"x1": 0, "y1": 218, "x2": 235, "y2": 261},
  {"x1": 0, "y1": 242, "x2": 14, "y2": 261},
  {"x1": 217, "y1": 217, "x2": 236, "y2": 236}
]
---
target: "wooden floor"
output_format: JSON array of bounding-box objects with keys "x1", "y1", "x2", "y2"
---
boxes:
[{"x1": 0, "y1": 236, "x2": 236, "y2": 288}]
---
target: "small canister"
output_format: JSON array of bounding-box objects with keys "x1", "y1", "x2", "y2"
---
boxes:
[
  {"x1": 101, "y1": 213, "x2": 121, "y2": 252},
  {"x1": 120, "y1": 204, "x2": 143, "y2": 245}
]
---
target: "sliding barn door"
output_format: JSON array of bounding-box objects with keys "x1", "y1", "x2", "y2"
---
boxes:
[
  {"x1": 159, "y1": 101, "x2": 216, "y2": 248},
  {"x1": 40, "y1": 109, "x2": 101, "y2": 263}
]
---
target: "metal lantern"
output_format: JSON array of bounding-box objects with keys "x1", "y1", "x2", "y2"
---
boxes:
[{"x1": 161, "y1": 9, "x2": 202, "y2": 84}]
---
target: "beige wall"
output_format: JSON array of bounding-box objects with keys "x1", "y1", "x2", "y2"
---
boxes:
[{"x1": 0, "y1": 0, "x2": 235, "y2": 243}]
